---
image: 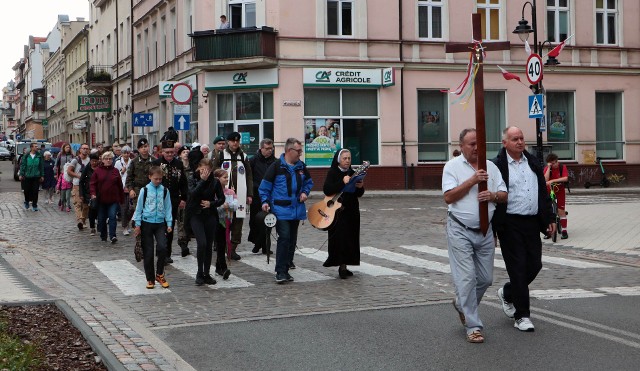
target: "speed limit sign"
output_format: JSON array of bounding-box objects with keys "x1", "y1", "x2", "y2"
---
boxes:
[{"x1": 526, "y1": 54, "x2": 543, "y2": 85}]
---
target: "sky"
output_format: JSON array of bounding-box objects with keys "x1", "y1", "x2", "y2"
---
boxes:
[{"x1": 0, "y1": 0, "x2": 90, "y2": 87}]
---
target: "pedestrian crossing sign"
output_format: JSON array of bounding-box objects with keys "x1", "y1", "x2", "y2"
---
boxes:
[{"x1": 528, "y1": 94, "x2": 544, "y2": 119}]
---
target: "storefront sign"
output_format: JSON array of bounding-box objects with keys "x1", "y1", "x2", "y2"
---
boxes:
[
  {"x1": 72, "y1": 120, "x2": 86, "y2": 130},
  {"x1": 382, "y1": 67, "x2": 395, "y2": 87},
  {"x1": 205, "y1": 68, "x2": 278, "y2": 90},
  {"x1": 78, "y1": 95, "x2": 111, "y2": 112},
  {"x1": 303, "y1": 68, "x2": 382, "y2": 87},
  {"x1": 160, "y1": 76, "x2": 197, "y2": 98},
  {"x1": 283, "y1": 100, "x2": 301, "y2": 107},
  {"x1": 304, "y1": 118, "x2": 341, "y2": 166}
]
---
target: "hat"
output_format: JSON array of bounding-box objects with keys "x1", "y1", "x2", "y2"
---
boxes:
[
  {"x1": 137, "y1": 138, "x2": 149, "y2": 148},
  {"x1": 161, "y1": 140, "x2": 175, "y2": 149},
  {"x1": 89, "y1": 152, "x2": 100, "y2": 160},
  {"x1": 226, "y1": 132, "x2": 241, "y2": 141},
  {"x1": 213, "y1": 135, "x2": 226, "y2": 144},
  {"x1": 191, "y1": 142, "x2": 201, "y2": 149}
]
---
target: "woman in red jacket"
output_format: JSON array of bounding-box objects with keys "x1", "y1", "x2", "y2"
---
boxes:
[{"x1": 90, "y1": 151, "x2": 125, "y2": 243}]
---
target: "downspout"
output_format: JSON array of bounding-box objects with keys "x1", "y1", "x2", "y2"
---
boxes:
[
  {"x1": 115, "y1": 0, "x2": 120, "y2": 143},
  {"x1": 130, "y1": 0, "x2": 135, "y2": 138},
  {"x1": 399, "y1": 0, "x2": 407, "y2": 189}
]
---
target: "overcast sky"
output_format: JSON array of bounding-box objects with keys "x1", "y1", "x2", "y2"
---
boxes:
[{"x1": 0, "y1": 0, "x2": 90, "y2": 87}]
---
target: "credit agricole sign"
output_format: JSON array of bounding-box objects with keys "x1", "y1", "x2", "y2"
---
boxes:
[{"x1": 78, "y1": 95, "x2": 111, "y2": 112}]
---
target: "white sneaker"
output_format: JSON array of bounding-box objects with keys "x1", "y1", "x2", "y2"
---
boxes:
[
  {"x1": 497, "y1": 288, "x2": 516, "y2": 318},
  {"x1": 514, "y1": 317, "x2": 535, "y2": 332},
  {"x1": 123, "y1": 229, "x2": 130, "y2": 236}
]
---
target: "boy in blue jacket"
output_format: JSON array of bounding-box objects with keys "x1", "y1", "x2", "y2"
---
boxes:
[
  {"x1": 133, "y1": 166, "x2": 173, "y2": 289},
  {"x1": 259, "y1": 138, "x2": 313, "y2": 284}
]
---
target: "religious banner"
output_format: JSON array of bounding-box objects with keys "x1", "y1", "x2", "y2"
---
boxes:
[{"x1": 304, "y1": 118, "x2": 341, "y2": 166}]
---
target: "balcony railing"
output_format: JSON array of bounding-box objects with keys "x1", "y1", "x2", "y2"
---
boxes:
[
  {"x1": 86, "y1": 65, "x2": 112, "y2": 83},
  {"x1": 190, "y1": 26, "x2": 277, "y2": 61}
]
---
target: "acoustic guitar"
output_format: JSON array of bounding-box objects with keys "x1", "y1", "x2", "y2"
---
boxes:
[{"x1": 308, "y1": 161, "x2": 370, "y2": 230}]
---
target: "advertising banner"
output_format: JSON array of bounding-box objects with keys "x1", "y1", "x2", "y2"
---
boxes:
[
  {"x1": 78, "y1": 95, "x2": 111, "y2": 112},
  {"x1": 304, "y1": 118, "x2": 341, "y2": 166}
]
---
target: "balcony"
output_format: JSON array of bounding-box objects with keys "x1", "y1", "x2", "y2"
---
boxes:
[
  {"x1": 85, "y1": 65, "x2": 113, "y2": 91},
  {"x1": 189, "y1": 26, "x2": 277, "y2": 70}
]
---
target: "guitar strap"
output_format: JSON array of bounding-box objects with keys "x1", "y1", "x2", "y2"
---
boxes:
[{"x1": 222, "y1": 150, "x2": 247, "y2": 218}]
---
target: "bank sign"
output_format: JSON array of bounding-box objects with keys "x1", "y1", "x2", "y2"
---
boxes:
[
  {"x1": 205, "y1": 68, "x2": 278, "y2": 90},
  {"x1": 78, "y1": 95, "x2": 111, "y2": 112},
  {"x1": 303, "y1": 68, "x2": 382, "y2": 87}
]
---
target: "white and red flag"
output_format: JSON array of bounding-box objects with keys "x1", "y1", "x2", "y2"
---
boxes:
[
  {"x1": 497, "y1": 65, "x2": 521, "y2": 82},
  {"x1": 547, "y1": 34, "x2": 574, "y2": 58}
]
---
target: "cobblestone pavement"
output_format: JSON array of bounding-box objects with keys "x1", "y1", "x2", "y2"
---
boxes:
[{"x1": 1, "y1": 189, "x2": 639, "y2": 370}]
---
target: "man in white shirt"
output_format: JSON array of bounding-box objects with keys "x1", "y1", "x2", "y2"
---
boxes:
[
  {"x1": 219, "y1": 15, "x2": 230, "y2": 29},
  {"x1": 442, "y1": 128, "x2": 507, "y2": 343},
  {"x1": 67, "y1": 143, "x2": 91, "y2": 230}
]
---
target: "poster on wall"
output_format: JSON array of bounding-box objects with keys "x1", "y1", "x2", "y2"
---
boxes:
[
  {"x1": 304, "y1": 118, "x2": 341, "y2": 166},
  {"x1": 421, "y1": 111, "x2": 440, "y2": 140},
  {"x1": 548, "y1": 111, "x2": 567, "y2": 140}
]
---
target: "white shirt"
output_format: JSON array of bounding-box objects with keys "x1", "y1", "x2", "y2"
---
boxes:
[
  {"x1": 114, "y1": 157, "x2": 132, "y2": 188},
  {"x1": 442, "y1": 155, "x2": 507, "y2": 229},
  {"x1": 505, "y1": 152, "x2": 538, "y2": 215},
  {"x1": 69, "y1": 157, "x2": 90, "y2": 186}
]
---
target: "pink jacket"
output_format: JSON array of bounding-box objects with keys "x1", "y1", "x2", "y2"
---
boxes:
[{"x1": 56, "y1": 172, "x2": 73, "y2": 190}]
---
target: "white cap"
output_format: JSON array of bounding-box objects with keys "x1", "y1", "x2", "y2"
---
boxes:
[{"x1": 191, "y1": 142, "x2": 201, "y2": 148}]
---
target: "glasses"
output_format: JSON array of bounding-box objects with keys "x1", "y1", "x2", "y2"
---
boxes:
[{"x1": 289, "y1": 148, "x2": 303, "y2": 154}]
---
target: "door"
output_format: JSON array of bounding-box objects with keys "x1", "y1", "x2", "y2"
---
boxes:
[{"x1": 237, "y1": 123, "x2": 260, "y2": 157}]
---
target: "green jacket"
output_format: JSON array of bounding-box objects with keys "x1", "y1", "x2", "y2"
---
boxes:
[{"x1": 19, "y1": 152, "x2": 44, "y2": 178}]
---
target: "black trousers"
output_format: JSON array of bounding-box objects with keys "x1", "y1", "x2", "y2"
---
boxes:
[
  {"x1": 497, "y1": 214, "x2": 543, "y2": 319},
  {"x1": 165, "y1": 199, "x2": 179, "y2": 257},
  {"x1": 22, "y1": 177, "x2": 40, "y2": 206},
  {"x1": 190, "y1": 214, "x2": 216, "y2": 276},
  {"x1": 248, "y1": 199, "x2": 270, "y2": 252},
  {"x1": 141, "y1": 221, "x2": 167, "y2": 281},
  {"x1": 214, "y1": 220, "x2": 228, "y2": 273}
]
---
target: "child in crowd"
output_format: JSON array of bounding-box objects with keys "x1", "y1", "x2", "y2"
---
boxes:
[
  {"x1": 214, "y1": 169, "x2": 237, "y2": 280},
  {"x1": 132, "y1": 166, "x2": 173, "y2": 289},
  {"x1": 57, "y1": 162, "x2": 74, "y2": 212}
]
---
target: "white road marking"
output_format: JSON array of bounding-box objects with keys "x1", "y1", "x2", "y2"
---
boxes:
[
  {"x1": 94, "y1": 260, "x2": 171, "y2": 295},
  {"x1": 295, "y1": 250, "x2": 408, "y2": 276},
  {"x1": 0, "y1": 265, "x2": 40, "y2": 302},
  {"x1": 238, "y1": 252, "x2": 333, "y2": 282},
  {"x1": 360, "y1": 246, "x2": 450, "y2": 273},
  {"x1": 170, "y1": 255, "x2": 254, "y2": 289},
  {"x1": 529, "y1": 288, "x2": 606, "y2": 300},
  {"x1": 495, "y1": 249, "x2": 611, "y2": 269},
  {"x1": 400, "y1": 245, "x2": 507, "y2": 269},
  {"x1": 597, "y1": 286, "x2": 640, "y2": 296}
]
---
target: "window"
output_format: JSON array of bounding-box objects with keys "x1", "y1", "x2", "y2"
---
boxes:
[
  {"x1": 327, "y1": 0, "x2": 353, "y2": 36},
  {"x1": 216, "y1": 91, "x2": 273, "y2": 155},
  {"x1": 546, "y1": 92, "x2": 575, "y2": 160},
  {"x1": 417, "y1": 90, "x2": 448, "y2": 161},
  {"x1": 418, "y1": 0, "x2": 443, "y2": 39},
  {"x1": 477, "y1": 0, "x2": 501, "y2": 40},
  {"x1": 596, "y1": 0, "x2": 617, "y2": 45},
  {"x1": 229, "y1": 0, "x2": 256, "y2": 28},
  {"x1": 595, "y1": 92, "x2": 623, "y2": 159},
  {"x1": 304, "y1": 88, "x2": 379, "y2": 166},
  {"x1": 170, "y1": 8, "x2": 177, "y2": 58},
  {"x1": 546, "y1": 0, "x2": 569, "y2": 42},
  {"x1": 484, "y1": 91, "x2": 506, "y2": 158}
]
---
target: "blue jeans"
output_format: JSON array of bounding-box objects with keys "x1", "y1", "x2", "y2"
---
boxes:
[
  {"x1": 98, "y1": 202, "x2": 119, "y2": 240},
  {"x1": 275, "y1": 220, "x2": 300, "y2": 274}
]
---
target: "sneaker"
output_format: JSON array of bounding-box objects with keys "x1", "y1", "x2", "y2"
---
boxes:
[
  {"x1": 123, "y1": 229, "x2": 130, "y2": 236},
  {"x1": 24, "y1": 202, "x2": 29, "y2": 210},
  {"x1": 275, "y1": 272, "x2": 287, "y2": 284},
  {"x1": 66, "y1": 207, "x2": 71, "y2": 212},
  {"x1": 216, "y1": 269, "x2": 231, "y2": 280},
  {"x1": 514, "y1": 317, "x2": 535, "y2": 332},
  {"x1": 90, "y1": 228, "x2": 96, "y2": 236},
  {"x1": 203, "y1": 274, "x2": 217, "y2": 285},
  {"x1": 156, "y1": 274, "x2": 170, "y2": 288},
  {"x1": 32, "y1": 207, "x2": 39, "y2": 212},
  {"x1": 251, "y1": 245, "x2": 261, "y2": 254},
  {"x1": 111, "y1": 237, "x2": 118, "y2": 244},
  {"x1": 285, "y1": 273, "x2": 294, "y2": 282},
  {"x1": 195, "y1": 274, "x2": 205, "y2": 286},
  {"x1": 289, "y1": 262, "x2": 296, "y2": 270},
  {"x1": 497, "y1": 288, "x2": 516, "y2": 318},
  {"x1": 146, "y1": 281, "x2": 155, "y2": 289},
  {"x1": 77, "y1": 222, "x2": 84, "y2": 231},
  {"x1": 561, "y1": 231, "x2": 568, "y2": 239}
]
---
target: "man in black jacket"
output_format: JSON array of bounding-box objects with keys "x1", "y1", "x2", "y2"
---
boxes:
[
  {"x1": 153, "y1": 140, "x2": 189, "y2": 262},
  {"x1": 248, "y1": 138, "x2": 276, "y2": 254},
  {"x1": 492, "y1": 126, "x2": 555, "y2": 332}
]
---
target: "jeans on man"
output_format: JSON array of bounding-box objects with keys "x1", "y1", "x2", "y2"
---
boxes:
[
  {"x1": 141, "y1": 221, "x2": 167, "y2": 281},
  {"x1": 97, "y1": 202, "x2": 119, "y2": 240},
  {"x1": 275, "y1": 220, "x2": 300, "y2": 274}
]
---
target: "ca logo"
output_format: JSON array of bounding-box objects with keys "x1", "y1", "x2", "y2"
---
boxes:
[
  {"x1": 315, "y1": 71, "x2": 331, "y2": 82},
  {"x1": 233, "y1": 72, "x2": 248, "y2": 84},
  {"x1": 162, "y1": 83, "x2": 173, "y2": 93},
  {"x1": 384, "y1": 70, "x2": 391, "y2": 82}
]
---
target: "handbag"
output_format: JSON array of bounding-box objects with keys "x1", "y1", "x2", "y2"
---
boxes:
[
  {"x1": 134, "y1": 234, "x2": 143, "y2": 262},
  {"x1": 89, "y1": 198, "x2": 98, "y2": 210}
]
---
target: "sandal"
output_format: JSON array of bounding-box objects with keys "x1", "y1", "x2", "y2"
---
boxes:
[
  {"x1": 452, "y1": 299, "x2": 466, "y2": 326},
  {"x1": 466, "y1": 330, "x2": 484, "y2": 343}
]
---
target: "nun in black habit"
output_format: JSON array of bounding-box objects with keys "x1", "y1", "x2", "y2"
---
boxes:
[{"x1": 322, "y1": 149, "x2": 365, "y2": 278}]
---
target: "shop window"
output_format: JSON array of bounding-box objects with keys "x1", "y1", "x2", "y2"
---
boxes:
[
  {"x1": 595, "y1": 92, "x2": 623, "y2": 159},
  {"x1": 484, "y1": 91, "x2": 505, "y2": 158},
  {"x1": 417, "y1": 90, "x2": 448, "y2": 161},
  {"x1": 546, "y1": 0, "x2": 569, "y2": 43},
  {"x1": 477, "y1": 0, "x2": 501, "y2": 41},
  {"x1": 327, "y1": 0, "x2": 353, "y2": 36},
  {"x1": 304, "y1": 89, "x2": 340, "y2": 116},
  {"x1": 546, "y1": 91, "x2": 575, "y2": 160},
  {"x1": 235, "y1": 92, "x2": 261, "y2": 120},
  {"x1": 418, "y1": 0, "x2": 443, "y2": 39}
]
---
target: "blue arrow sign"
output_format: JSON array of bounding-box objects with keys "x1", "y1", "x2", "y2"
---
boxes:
[
  {"x1": 174, "y1": 114, "x2": 190, "y2": 130},
  {"x1": 528, "y1": 94, "x2": 544, "y2": 119},
  {"x1": 132, "y1": 113, "x2": 154, "y2": 127}
]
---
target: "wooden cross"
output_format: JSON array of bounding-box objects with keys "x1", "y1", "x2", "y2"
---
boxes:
[{"x1": 445, "y1": 13, "x2": 510, "y2": 235}]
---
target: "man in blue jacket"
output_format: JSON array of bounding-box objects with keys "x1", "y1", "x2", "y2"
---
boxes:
[{"x1": 260, "y1": 138, "x2": 313, "y2": 284}]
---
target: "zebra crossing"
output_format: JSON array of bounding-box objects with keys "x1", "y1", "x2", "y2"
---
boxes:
[{"x1": 90, "y1": 244, "x2": 637, "y2": 299}]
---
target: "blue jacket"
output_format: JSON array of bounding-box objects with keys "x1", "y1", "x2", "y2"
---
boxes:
[
  {"x1": 132, "y1": 183, "x2": 173, "y2": 225},
  {"x1": 259, "y1": 154, "x2": 313, "y2": 221}
]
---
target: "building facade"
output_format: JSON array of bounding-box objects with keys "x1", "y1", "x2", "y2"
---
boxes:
[{"x1": 62, "y1": 22, "x2": 90, "y2": 144}]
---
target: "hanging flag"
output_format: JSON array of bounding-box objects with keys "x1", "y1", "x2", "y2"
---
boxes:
[
  {"x1": 497, "y1": 65, "x2": 521, "y2": 82},
  {"x1": 524, "y1": 40, "x2": 532, "y2": 56},
  {"x1": 546, "y1": 34, "x2": 574, "y2": 58}
]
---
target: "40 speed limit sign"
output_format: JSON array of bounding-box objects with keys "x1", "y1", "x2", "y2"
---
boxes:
[{"x1": 526, "y1": 54, "x2": 543, "y2": 85}]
